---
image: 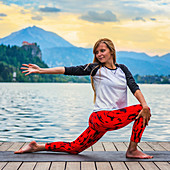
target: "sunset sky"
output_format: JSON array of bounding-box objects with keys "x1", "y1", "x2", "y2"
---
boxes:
[{"x1": 0, "y1": 0, "x2": 170, "y2": 56}]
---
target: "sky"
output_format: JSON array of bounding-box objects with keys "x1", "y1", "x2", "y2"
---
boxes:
[{"x1": 0, "y1": 0, "x2": 170, "y2": 56}]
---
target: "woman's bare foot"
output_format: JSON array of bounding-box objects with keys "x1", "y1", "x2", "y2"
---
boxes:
[
  {"x1": 14, "y1": 141, "x2": 44, "y2": 154},
  {"x1": 126, "y1": 149, "x2": 153, "y2": 159},
  {"x1": 126, "y1": 141, "x2": 153, "y2": 159}
]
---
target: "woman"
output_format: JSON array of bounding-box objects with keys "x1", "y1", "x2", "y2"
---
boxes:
[{"x1": 15, "y1": 38, "x2": 153, "y2": 159}]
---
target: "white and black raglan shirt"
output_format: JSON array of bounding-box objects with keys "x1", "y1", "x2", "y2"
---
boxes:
[{"x1": 64, "y1": 63, "x2": 140, "y2": 112}]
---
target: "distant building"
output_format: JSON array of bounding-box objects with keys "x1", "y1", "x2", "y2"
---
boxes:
[
  {"x1": 12, "y1": 72, "x2": 17, "y2": 82},
  {"x1": 21, "y1": 41, "x2": 42, "y2": 60},
  {"x1": 22, "y1": 41, "x2": 35, "y2": 46}
]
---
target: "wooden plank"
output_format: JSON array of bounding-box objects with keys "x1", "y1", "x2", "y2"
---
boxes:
[
  {"x1": 81, "y1": 162, "x2": 96, "y2": 170},
  {"x1": 19, "y1": 162, "x2": 37, "y2": 170},
  {"x1": 84, "y1": 146, "x2": 92, "y2": 151},
  {"x1": 140, "y1": 162, "x2": 159, "y2": 170},
  {"x1": 125, "y1": 162, "x2": 143, "y2": 170},
  {"x1": 113, "y1": 142, "x2": 127, "y2": 151},
  {"x1": 0, "y1": 142, "x2": 14, "y2": 151},
  {"x1": 159, "y1": 142, "x2": 170, "y2": 151},
  {"x1": 0, "y1": 142, "x2": 3, "y2": 146},
  {"x1": 50, "y1": 162, "x2": 65, "y2": 170},
  {"x1": 7, "y1": 142, "x2": 25, "y2": 151},
  {"x1": 110, "y1": 162, "x2": 128, "y2": 170},
  {"x1": 3, "y1": 162, "x2": 22, "y2": 170},
  {"x1": 138, "y1": 142, "x2": 154, "y2": 151},
  {"x1": 124, "y1": 142, "x2": 142, "y2": 151},
  {"x1": 0, "y1": 162, "x2": 8, "y2": 170},
  {"x1": 103, "y1": 141, "x2": 128, "y2": 169},
  {"x1": 146, "y1": 142, "x2": 166, "y2": 151},
  {"x1": 66, "y1": 162, "x2": 80, "y2": 170},
  {"x1": 154, "y1": 162, "x2": 170, "y2": 170},
  {"x1": 102, "y1": 142, "x2": 117, "y2": 151},
  {"x1": 138, "y1": 142, "x2": 159, "y2": 169},
  {"x1": 21, "y1": 142, "x2": 30, "y2": 148},
  {"x1": 95, "y1": 162, "x2": 112, "y2": 170},
  {"x1": 34, "y1": 162, "x2": 51, "y2": 170},
  {"x1": 92, "y1": 142, "x2": 105, "y2": 151}
]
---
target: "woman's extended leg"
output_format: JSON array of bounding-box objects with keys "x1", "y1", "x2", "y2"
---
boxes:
[
  {"x1": 15, "y1": 126, "x2": 106, "y2": 154},
  {"x1": 45, "y1": 126, "x2": 106, "y2": 154}
]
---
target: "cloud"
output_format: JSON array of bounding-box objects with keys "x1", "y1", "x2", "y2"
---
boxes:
[
  {"x1": 31, "y1": 15, "x2": 43, "y2": 21},
  {"x1": 132, "y1": 17, "x2": 146, "y2": 22},
  {"x1": 0, "y1": 13, "x2": 7, "y2": 17},
  {"x1": 20, "y1": 10, "x2": 27, "y2": 14},
  {"x1": 39, "y1": 7, "x2": 61, "y2": 13},
  {"x1": 150, "y1": 18, "x2": 156, "y2": 21},
  {"x1": 80, "y1": 10, "x2": 118, "y2": 23}
]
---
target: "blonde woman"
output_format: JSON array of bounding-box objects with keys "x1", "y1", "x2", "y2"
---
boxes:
[{"x1": 15, "y1": 38, "x2": 153, "y2": 159}]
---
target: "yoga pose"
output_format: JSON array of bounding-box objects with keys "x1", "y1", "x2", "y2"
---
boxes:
[{"x1": 15, "y1": 38, "x2": 153, "y2": 159}]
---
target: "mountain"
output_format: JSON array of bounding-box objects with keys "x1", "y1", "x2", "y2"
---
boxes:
[
  {"x1": 42, "y1": 47, "x2": 170, "y2": 75},
  {"x1": 0, "y1": 26, "x2": 74, "y2": 49},
  {"x1": 0, "y1": 26, "x2": 170, "y2": 75}
]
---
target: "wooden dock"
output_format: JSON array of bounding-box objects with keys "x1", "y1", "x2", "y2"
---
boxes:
[{"x1": 0, "y1": 141, "x2": 169, "y2": 170}]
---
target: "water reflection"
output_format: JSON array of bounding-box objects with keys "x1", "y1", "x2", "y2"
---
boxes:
[{"x1": 0, "y1": 83, "x2": 169, "y2": 142}]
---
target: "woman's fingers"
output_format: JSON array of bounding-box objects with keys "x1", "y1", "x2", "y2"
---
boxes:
[
  {"x1": 143, "y1": 118, "x2": 146, "y2": 127},
  {"x1": 22, "y1": 64, "x2": 29, "y2": 67},
  {"x1": 20, "y1": 67, "x2": 28, "y2": 70},
  {"x1": 22, "y1": 70, "x2": 29, "y2": 73},
  {"x1": 25, "y1": 72, "x2": 31, "y2": 76}
]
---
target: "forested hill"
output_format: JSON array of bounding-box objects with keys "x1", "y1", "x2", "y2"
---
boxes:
[
  {"x1": 0, "y1": 44, "x2": 89, "y2": 83},
  {"x1": 0, "y1": 44, "x2": 169, "y2": 83}
]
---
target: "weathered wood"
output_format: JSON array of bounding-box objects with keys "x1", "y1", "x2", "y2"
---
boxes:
[
  {"x1": 138, "y1": 142, "x2": 154, "y2": 151},
  {"x1": 21, "y1": 142, "x2": 29, "y2": 148},
  {"x1": 95, "y1": 162, "x2": 112, "y2": 170},
  {"x1": 124, "y1": 141, "x2": 142, "y2": 151},
  {"x1": 50, "y1": 162, "x2": 65, "y2": 170},
  {"x1": 34, "y1": 162, "x2": 51, "y2": 170},
  {"x1": 159, "y1": 142, "x2": 170, "y2": 151},
  {"x1": 19, "y1": 162, "x2": 37, "y2": 170},
  {"x1": 125, "y1": 162, "x2": 143, "y2": 170},
  {"x1": 146, "y1": 142, "x2": 166, "y2": 151},
  {"x1": 81, "y1": 162, "x2": 96, "y2": 170},
  {"x1": 0, "y1": 142, "x2": 14, "y2": 151},
  {"x1": 140, "y1": 162, "x2": 159, "y2": 170},
  {"x1": 102, "y1": 142, "x2": 117, "y2": 151},
  {"x1": 92, "y1": 142, "x2": 105, "y2": 151},
  {"x1": 7, "y1": 142, "x2": 25, "y2": 151},
  {"x1": 110, "y1": 162, "x2": 128, "y2": 170},
  {"x1": 3, "y1": 162, "x2": 22, "y2": 170},
  {"x1": 0, "y1": 162, "x2": 7, "y2": 169},
  {"x1": 66, "y1": 162, "x2": 80, "y2": 170},
  {"x1": 0, "y1": 141, "x2": 169, "y2": 170},
  {"x1": 113, "y1": 142, "x2": 127, "y2": 151},
  {"x1": 154, "y1": 162, "x2": 170, "y2": 170},
  {"x1": 84, "y1": 146, "x2": 92, "y2": 151}
]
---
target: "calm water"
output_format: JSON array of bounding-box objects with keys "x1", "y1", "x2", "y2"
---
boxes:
[{"x1": 0, "y1": 83, "x2": 170, "y2": 142}]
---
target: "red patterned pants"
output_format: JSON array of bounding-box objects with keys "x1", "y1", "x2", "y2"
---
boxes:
[{"x1": 45, "y1": 104, "x2": 145, "y2": 154}]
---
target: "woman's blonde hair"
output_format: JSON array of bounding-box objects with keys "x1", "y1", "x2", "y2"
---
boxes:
[{"x1": 91, "y1": 38, "x2": 116, "y2": 102}]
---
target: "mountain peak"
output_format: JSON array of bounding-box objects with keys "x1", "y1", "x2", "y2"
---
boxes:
[{"x1": 0, "y1": 26, "x2": 74, "y2": 49}]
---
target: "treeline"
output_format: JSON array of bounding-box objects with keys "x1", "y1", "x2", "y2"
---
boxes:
[
  {"x1": 0, "y1": 44, "x2": 169, "y2": 84},
  {"x1": 134, "y1": 74, "x2": 170, "y2": 84},
  {"x1": 0, "y1": 44, "x2": 90, "y2": 83}
]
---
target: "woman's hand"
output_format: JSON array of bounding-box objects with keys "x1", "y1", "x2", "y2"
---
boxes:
[
  {"x1": 136, "y1": 107, "x2": 151, "y2": 127},
  {"x1": 21, "y1": 64, "x2": 40, "y2": 76}
]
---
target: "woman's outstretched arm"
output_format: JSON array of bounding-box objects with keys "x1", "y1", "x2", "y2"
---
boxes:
[{"x1": 21, "y1": 64, "x2": 65, "y2": 76}]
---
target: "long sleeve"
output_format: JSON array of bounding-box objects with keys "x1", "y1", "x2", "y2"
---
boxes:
[
  {"x1": 119, "y1": 64, "x2": 140, "y2": 94},
  {"x1": 64, "y1": 63, "x2": 99, "y2": 76}
]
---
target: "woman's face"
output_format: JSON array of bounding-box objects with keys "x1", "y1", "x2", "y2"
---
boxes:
[{"x1": 95, "y1": 42, "x2": 113, "y2": 65}]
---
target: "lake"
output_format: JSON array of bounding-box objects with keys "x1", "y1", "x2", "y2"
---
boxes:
[{"x1": 0, "y1": 83, "x2": 169, "y2": 143}]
